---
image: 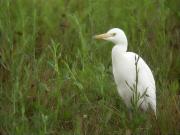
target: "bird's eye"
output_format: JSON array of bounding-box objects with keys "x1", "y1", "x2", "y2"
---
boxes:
[{"x1": 112, "y1": 33, "x2": 116, "y2": 36}]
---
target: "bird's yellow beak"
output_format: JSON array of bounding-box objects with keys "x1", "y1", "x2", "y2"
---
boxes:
[{"x1": 94, "y1": 33, "x2": 113, "y2": 39}]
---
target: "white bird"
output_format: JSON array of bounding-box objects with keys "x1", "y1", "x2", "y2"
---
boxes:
[{"x1": 94, "y1": 28, "x2": 156, "y2": 115}]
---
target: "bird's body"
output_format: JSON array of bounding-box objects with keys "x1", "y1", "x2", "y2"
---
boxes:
[
  {"x1": 112, "y1": 46, "x2": 156, "y2": 112},
  {"x1": 94, "y1": 28, "x2": 156, "y2": 114}
]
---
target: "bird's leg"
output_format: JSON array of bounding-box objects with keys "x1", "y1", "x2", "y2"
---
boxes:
[
  {"x1": 125, "y1": 129, "x2": 132, "y2": 135},
  {"x1": 128, "y1": 108, "x2": 133, "y2": 121},
  {"x1": 125, "y1": 108, "x2": 132, "y2": 135}
]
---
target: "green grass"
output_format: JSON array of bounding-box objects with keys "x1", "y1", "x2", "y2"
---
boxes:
[{"x1": 0, "y1": 0, "x2": 180, "y2": 134}]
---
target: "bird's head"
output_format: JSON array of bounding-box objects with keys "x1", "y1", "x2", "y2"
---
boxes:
[{"x1": 94, "y1": 28, "x2": 127, "y2": 45}]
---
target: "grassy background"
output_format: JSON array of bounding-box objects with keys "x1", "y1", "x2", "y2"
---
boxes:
[{"x1": 0, "y1": 0, "x2": 180, "y2": 134}]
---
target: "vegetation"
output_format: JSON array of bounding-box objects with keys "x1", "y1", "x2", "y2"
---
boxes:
[{"x1": 0, "y1": 0, "x2": 179, "y2": 134}]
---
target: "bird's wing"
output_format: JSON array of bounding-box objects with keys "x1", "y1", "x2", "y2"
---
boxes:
[{"x1": 126, "y1": 52, "x2": 156, "y2": 112}]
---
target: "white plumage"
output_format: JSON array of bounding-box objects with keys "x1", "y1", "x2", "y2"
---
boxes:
[{"x1": 94, "y1": 28, "x2": 156, "y2": 114}]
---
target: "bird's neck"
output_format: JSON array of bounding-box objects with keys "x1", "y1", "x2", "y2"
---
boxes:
[
  {"x1": 112, "y1": 44, "x2": 127, "y2": 66},
  {"x1": 115, "y1": 44, "x2": 128, "y2": 52}
]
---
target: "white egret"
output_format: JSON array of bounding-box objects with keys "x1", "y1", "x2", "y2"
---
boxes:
[{"x1": 94, "y1": 28, "x2": 156, "y2": 115}]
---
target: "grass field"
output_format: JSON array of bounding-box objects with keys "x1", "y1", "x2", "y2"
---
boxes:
[{"x1": 0, "y1": 0, "x2": 180, "y2": 134}]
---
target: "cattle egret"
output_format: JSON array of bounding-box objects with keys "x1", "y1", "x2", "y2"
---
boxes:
[{"x1": 94, "y1": 28, "x2": 156, "y2": 115}]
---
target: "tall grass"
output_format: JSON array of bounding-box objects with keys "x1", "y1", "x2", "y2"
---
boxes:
[{"x1": 0, "y1": 0, "x2": 179, "y2": 134}]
